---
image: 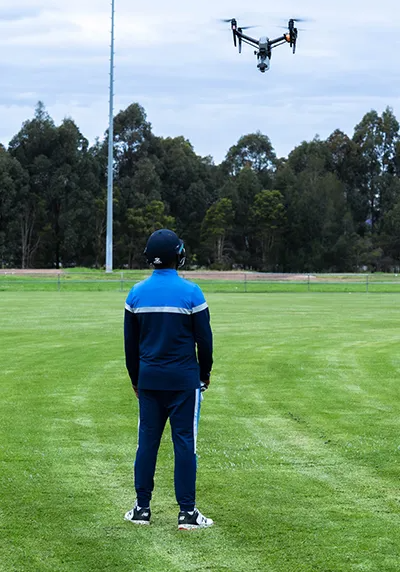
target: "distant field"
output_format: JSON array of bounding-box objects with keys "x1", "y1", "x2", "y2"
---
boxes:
[
  {"x1": 0, "y1": 292, "x2": 399, "y2": 571},
  {"x1": 0, "y1": 269, "x2": 399, "y2": 293}
]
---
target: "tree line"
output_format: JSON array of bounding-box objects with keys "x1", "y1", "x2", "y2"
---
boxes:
[{"x1": 0, "y1": 101, "x2": 399, "y2": 272}]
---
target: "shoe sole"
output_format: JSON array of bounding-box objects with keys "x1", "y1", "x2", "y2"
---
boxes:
[
  {"x1": 124, "y1": 518, "x2": 150, "y2": 525},
  {"x1": 178, "y1": 523, "x2": 214, "y2": 530},
  {"x1": 124, "y1": 513, "x2": 150, "y2": 525}
]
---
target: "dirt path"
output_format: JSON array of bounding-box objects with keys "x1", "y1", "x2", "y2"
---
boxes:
[{"x1": 0, "y1": 269, "x2": 310, "y2": 281}]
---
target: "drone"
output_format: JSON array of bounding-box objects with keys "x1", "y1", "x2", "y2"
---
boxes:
[{"x1": 222, "y1": 17, "x2": 306, "y2": 73}]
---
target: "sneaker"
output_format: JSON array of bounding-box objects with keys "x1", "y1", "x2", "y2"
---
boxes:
[
  {"x1": 124, "y1": 503, "x2": 151, "y2": 525},
  {"x1": 178, "y1": 508, "x2": 214, "y2": 530}
]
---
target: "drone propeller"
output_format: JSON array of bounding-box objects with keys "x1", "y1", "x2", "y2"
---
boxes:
[
  {"x1": 275, "y1": 25, "x2": 307, "y2": 31},
  {"x1": 219, "y1": 20, "x2": 258, "y2": 29},
  {"x1": 283, "y1": 19, "x2": 300, "y2": 54},
  {"x1": 288, "y1": 17, "x2": 313, "y2": 23},
  {"x1": 219, "y1": 19, "x2": 259, "y2": 50},
  {"x1": 219, "y1": 18, "x2": 238, "y2": 46}
]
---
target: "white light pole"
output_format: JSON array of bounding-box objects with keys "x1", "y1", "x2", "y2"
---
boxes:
[{"x1": 105, "y1": 0, "x2": 115, "y2": 273}]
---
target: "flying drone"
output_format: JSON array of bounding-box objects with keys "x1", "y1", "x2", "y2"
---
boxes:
[{"x1": 222, "y1": 17, "x2": 307, "y2": 73}]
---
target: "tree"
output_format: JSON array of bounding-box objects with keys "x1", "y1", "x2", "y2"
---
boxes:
[
  {"x1": 112, "y1": 103, "x2": 153, "y2": 179},
  {"x1": 276, "y1": 138, "x2": 348, "y2": 272},
  {"x1": 223, "y1": 132, "x2": 276, "y2": 175},
  {"x1": 155, "y1": 136, "x2": 217, "y2": 259},
  {"x1": 201, "y1": 198, "x2": 234, "y2": 265},
  {"x1": 376, "y1": 108, "x2": 400, "y2": 253},
  {"x1": 121, "y1": 200, "x2": 175, "y2": 268},
  {"x1": 44, "y1": 118, "x2": 90, "y2": 267},
  {"x1": 251, "y1": 190, "x2": 286, "y2": 270},
  {"x1": 229, "y1": 167, "x2": 262, "y2": 266},
  {"x1": 2, "y1": 101, "x2": 399, "y2": 272},
  {"x1": 72, "y1": 140, "x2": 107, "y2": 268},
  {"x1": 0, "y1": 146, "x2": 29, "y2": 267},
  {"x1": 326, "y1": 130, "x2": 367, "y2": 226},
  {"x1": 352, "y1": 107, "x2": 400, "y2": 229},
  {"x1": 107, "y1": 104, "x2": 160, "y2": 264},
  {"x1": 8, "y1": 102, "x2": 56, "y2": 267},
  {"x1": 378, "y1": 200, "x2": 400, "y2": 268}
]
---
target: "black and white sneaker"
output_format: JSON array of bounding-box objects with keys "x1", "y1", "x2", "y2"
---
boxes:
[
  {"x1": 124, "y1": 503, "x2": 151, "y2": 525},
  {"x1": 178, "y1": 508, "x2": 214, "y2": 530}
]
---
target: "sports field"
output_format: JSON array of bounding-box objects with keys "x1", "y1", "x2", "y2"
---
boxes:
[{"x1": 0, "y1": 291, "x2": 399, "y2": 571}]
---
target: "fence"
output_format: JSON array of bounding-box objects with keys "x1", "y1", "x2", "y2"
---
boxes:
[{"x1": 0, "y1": 270, "x2": 399, "y2": 294}]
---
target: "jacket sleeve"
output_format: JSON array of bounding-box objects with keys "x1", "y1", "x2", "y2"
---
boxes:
[
  {"x1": 124, "y1": 307, "x2": 140, "y2": 387},
  {"x1": 191, "y1": 287, "x2": 213, "y2": 381}
]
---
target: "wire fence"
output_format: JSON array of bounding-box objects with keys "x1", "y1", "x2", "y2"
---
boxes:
[{"x1": 0, "y1": 271, "x2": 400, "y2": 294}]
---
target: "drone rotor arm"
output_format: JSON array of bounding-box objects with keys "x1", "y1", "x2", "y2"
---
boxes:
[
  {"x1": 268, "y1": 35, "x2": 290, "y2": 46},
  {"x1": 235, "y1": 30, "x2": 259, "y2": 46},
  {"x1": 269, "y1": 40, "x2": 288, "y2": 51},
  {"x1": 239, "y1": 37, "x2": 260, "y2": 50}
]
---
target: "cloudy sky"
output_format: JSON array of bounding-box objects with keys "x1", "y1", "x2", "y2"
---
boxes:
[{"x1": 0, "y1": 0, "x2": 400, "y2": 161}]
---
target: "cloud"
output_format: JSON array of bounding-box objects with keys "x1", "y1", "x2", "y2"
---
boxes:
[
  {"x1": 0, "y1": 0, "x2": 399, "y2": 160},
  {"x1": 0, "y1": 6, "x2": 43, "y2": 21}
]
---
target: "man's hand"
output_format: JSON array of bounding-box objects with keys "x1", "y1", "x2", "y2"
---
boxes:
[
  {"x1": 200, "y1": 378, "x2": 210, "y2": 392},
  {"x1": 132, "y1": 384, "x2": 139, "y2": 398}
]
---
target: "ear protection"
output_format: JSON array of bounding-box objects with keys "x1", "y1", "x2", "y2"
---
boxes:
[{"x1": 177, "y1": 241, "x2": 186, "y2": 269}]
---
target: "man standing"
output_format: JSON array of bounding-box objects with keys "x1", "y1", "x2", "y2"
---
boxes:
[{"x1": 124, "y1": 229, "x2": 214, "y2": 530}]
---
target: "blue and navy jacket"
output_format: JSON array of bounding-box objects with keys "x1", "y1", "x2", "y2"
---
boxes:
[{"x1": 124, "y1": 269, "x2": 213, "y2": 390}]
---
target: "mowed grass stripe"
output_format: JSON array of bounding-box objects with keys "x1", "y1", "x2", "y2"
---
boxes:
[
  {"x1": 0, "y1": 293, "x2": 399, "y2": 571},
  {"x1": 206, "y1": 294, "x2": 399, "y2": 571}
]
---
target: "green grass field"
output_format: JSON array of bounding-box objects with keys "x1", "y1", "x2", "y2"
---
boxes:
[
  {"x1": 0, "y1": 270, "x2": 399, "y2": 293},
  {"x1": 0, "y1": 292, "x2": 399, "y2": 571}
]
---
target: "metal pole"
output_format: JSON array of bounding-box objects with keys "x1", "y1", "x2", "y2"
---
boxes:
[{"x1": 105, "y1": 0, "x2": 115, "y2": 273}]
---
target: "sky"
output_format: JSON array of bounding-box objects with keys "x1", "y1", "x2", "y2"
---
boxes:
[{"x1": 0, "y1": 0, "x2": 400, "y2": 162}]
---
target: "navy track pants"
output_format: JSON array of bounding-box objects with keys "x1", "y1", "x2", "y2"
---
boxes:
[{"x1": 135, "y1": 388, "x2": 201, "y2": 512}]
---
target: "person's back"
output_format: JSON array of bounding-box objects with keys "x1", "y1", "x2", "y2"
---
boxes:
[
  {"x1": 125, "y1": 269, "x2": 212, "y2": 391},
  {"x1": 124, "y1": 229, "x2": 214, "y2": 530}
]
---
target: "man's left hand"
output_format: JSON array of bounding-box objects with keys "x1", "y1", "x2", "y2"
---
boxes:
[{"x1": 200, "y1": 378, "x2": 210, "y2": 391}]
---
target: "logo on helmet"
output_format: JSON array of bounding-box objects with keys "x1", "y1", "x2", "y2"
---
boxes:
[{"x1": 153, "y1": 257, "x2": 162, "y2": 265}]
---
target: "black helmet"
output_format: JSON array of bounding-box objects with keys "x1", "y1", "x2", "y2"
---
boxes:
[{"x1": 144, "y1": 229, "x2": 186, "y2": 268}]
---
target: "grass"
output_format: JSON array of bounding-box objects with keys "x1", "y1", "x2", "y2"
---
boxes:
[
  {"x1": 0, "y1": 270, "x2": 399, "y2": 293},
  {"x1": 0, "y1": 292, "x2": 399, "y2": 571}
]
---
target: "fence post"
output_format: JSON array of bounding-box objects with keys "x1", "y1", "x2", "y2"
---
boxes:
[
  {"x1": 120, "y1": 271, "x2": 124, "y2": 292},
  {"x1": 57, "y1": 272, "x2": 61, "y2": 292},
  {"x1": 366, "y1": 274, "x2": 369, "y2": 294},
  {"x1": 308, "y1": 274, "x2": 310, "y2": 292},
  {"x1": 244, "y1": 273, "x2": 247, "y2": 293}
]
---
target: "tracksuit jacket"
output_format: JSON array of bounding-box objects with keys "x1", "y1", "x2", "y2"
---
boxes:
[{"x1": 124, "y1": 268, "x2": 213, "y2": 509}]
